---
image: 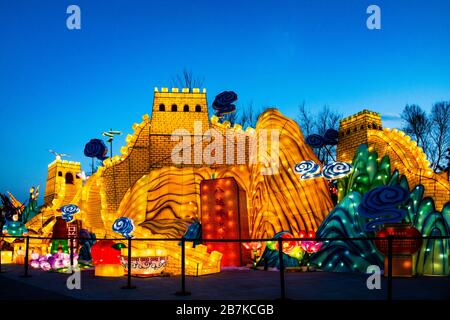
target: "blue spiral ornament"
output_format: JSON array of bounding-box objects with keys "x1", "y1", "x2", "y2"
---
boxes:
[
  {"x1": 323, "y1": 129, "x2": 338, "y2": 145},
  {"x1": 294, "y1": 160, "x2": 322, "y2": 179},
  {"x1": 84, "y1": 139, "x2": 108, "y2": 160},
  {"x1": 60, "y1": 204, "x2": 80, "y2": 222},
  {"x1": 306, "y1": 134, "x2": 324, "y2": 148},
  {"x1": 322, "y1": 162, "x2": 353, "y2": 180},
  {"x1": 212, "y1": 91, "x2": 238, "y2": 117},
  {"x1": 112, "y1": 217, "x2": 135, "y2": 238},
  {"x1": 358, "y1": 186, "x2": 409, "y2": 232}
]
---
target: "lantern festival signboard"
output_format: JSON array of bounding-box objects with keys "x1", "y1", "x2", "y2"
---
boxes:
[
  {"x1": 67, "y1": 221, "x2": 80, "y2": 250},
  {"x1": 119, "y1": 256, "x2": 167, "y2": 277},
  {"x1": 200, "y1": 177, "x2": 250, "y2": 266},
  {"x1": 120, "y1": 248, "x2": 168, "y2": 277}
]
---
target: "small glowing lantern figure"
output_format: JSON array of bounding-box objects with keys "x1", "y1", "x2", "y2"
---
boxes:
[
  {"x1": 374, "y1": 224, "x2": 422, "y2": 277},
  {"x1": 2, "y1": 213, "x2": 28, "y2": 237},
  {"x1": 91, "y1": 240, "x2": 124, "y2": 277},
  {"x1": 242, "y1": 242, "x2": 262, "y2": 269}
]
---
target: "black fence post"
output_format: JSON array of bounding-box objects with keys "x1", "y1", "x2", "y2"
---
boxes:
[
  {"x1": 175, "y1": 237, "x2": 191, "y2": 296},
  {"x1": 20, "y1": 236, "x2": 31, "y2": 278},
  {"x1": 69, "y1": 237, "x2": 74, "y2": 273},
  {"x1": 122, "y1": 237, "x2": 136, "y2": 289},
  {"x1": 278, "y1": 238, "x2": 286, "y2": 300},
  {"x1": 387, "y1": 235, "x2": 393, "y2": 301}
]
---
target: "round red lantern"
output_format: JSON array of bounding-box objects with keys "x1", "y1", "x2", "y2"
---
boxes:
[
  {"x1": 91, "y1": 240, "x2": 121, "y2": 265},
  {"x1": 90, "y1": 240, "x2": 124, "y2": 277},
  {"x1": 374, "y1": 224, "x2": 422, "y2": 255}
]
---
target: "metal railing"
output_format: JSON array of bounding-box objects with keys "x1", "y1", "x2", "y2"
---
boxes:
[{"x1": 1, "y1": 234, "x2": 449, "y2": 300}]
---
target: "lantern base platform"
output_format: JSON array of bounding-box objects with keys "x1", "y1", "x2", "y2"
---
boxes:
[
  {"x1": 94, "y1": 264, "x2": 124, "y2": 277},
  {"x1": 175, "y1": 291, "x2": 191, "y2": 296},
  {"x1": 384, "y1": 254, "x2": 414, "y2": 277}
]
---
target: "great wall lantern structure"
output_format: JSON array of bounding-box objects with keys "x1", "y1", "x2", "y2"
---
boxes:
[{"x1": 21, "y1": 87, "x2": 450, "y2": 277}]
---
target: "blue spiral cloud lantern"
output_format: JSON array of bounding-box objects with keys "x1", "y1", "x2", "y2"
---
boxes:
[
  {"x1": 212, "y1": 91, "x2": 238, "y2": 117},
  {"x1": 358, "y1": 185, "x2": 409, "y2": 232},
  {"x1": 305, "y1": 134, "x2": 324, "y2": 148},
  {"x1": 306, "y1": 128, "x2": 339, "y2": 148},
  {"x1": 60, "y1": 204, "x2": 80, "y2": 222},
  {"x1": 112, "y1": 217, "x2": 135, "y2": 238},
  {"x1": 322, "y1": 162, "x2": 353, "y2": 180},
  {"x1": 294, "y1": 160, "x2": 322, "y2": 179},
  {"x1": 323, "y1": 129, "x2": 339, "y2": 145},
  {"x1": 84, "y1": 139, "x2": 108, "y2": 161}
]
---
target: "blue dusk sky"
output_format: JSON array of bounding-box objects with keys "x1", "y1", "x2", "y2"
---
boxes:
[{"x1": 1, "y1": 0, "x2": 450, "y2": 201}]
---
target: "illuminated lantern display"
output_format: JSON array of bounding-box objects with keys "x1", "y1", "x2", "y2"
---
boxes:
[
  {"x1": 1, "y1": 251, "x2": 13, "y2": 264},
  {"x1": 299, "y1": 230, "x2": 323, "y2": 254},
  {"x1": 2, "y1": 214, "x2": 28, "y2": 237},
  {"x1": 119, "y1": 247, "x2": 168, "y2": 277},
  {"x1": 200, "y1": 177, "x2": 250, "y2": 266},
  {"x1": 112, "y1": 217, "x2": 135, "y2": 238},
  {"x1": 60, "y1": 204, "x2": 80, "y2": 223},
  {"x1": 91, "y1": 240, "x2": 124, "y2": 277},
  {"x1": 374, "y1": 224, "x2": 422, "y2": 277},
  {"x1": 274, "y1": 233, "x2": 300, "y2": 254},
  {"x1": 50, "y1": 216, "x2": 69, "y2": 253},
  {"x1": 242, "y1": 242, "x2": 262, "y2": 269}
]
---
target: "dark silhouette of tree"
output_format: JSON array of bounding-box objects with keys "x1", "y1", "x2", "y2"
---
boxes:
[
  {"x1": 171, "y1": 68, "x2": 204, "y2": 90},
  {"x1": 296, "y1": 104, "x2": 342, "y2": 163},
  {"x1": 296, "y1": 102, "x2": 314, "y2": 136},
  {"x1": 222, "y1": 111, "x2": 239, "y2": 126},
  {"x1": 429, "y1": 101, "x2": 450, "y2": 171},
  {"x1": 400, "y1": 104, "x2": 431, "y2": 155},
  {"x1": 240, "y1": 101, "x2": 260, "y2": 129}
]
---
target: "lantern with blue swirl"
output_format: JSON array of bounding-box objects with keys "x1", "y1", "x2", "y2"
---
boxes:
[
  {"x1": 323, "y1": 129, "x2": 338, "y2": 145},
  {"x1": 212, "y1": 91, "x2": 238, "y2": 117},
  {"x1": 305, "y1": 134, "x2": 324, "y2": 148},
  {"x1": 84, "y1": 139, "x2": 108, "y2": 160},
  {"x1": 322, "y1": 162, "x2": 353, "y2": 180},
  {"x1": 60, "y1": 204, "x2": 80, "y2": 222},
  {"x1": 112, "y1": 217, "x2": 135, "y2": 238},
  {"x1": 294, "y1": 160, "x2": 322, "y2": 179},
  {"x1": 358, "y1": 186, "x2": 409, "y2": 232}
]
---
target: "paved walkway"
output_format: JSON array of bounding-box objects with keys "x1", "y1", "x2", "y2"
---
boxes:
[{"x1": 0, "y1": 265, "x2": 449, "y2": 300}]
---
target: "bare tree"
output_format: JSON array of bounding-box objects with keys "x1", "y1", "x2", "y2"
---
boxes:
[
  {"x1": 222, "y1": 110, "x2": 239, "y2": 126},
  {"x1": 240, "y1": 101, "x2": 260, "y2": 129},
  {"x1": 296, "y1": 102, "x2": 314, "y2": 136},
  {"x1": 296, "y1": 104, "x2": 342, "y2": 163},
  {"x1": 170, "y1": 68, "x2": 204, "y2": 90},
  {"x1": 400, "y1": 104, "x2": 431, "y2": 155},
  {"x1": 429, "y1": 101, "x2": 450, "y2": 171}
]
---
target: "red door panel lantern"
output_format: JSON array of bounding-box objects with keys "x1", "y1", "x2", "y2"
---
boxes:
[
  {"x1": 200, "y1": 177, "x2": 250, "y2": 266},
  {"x1": 374, "y1": 224, "x2": 422, "y2": 277},
  {"x1": 374, "y1": 224, "x2": 422, "y2": 255}
]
